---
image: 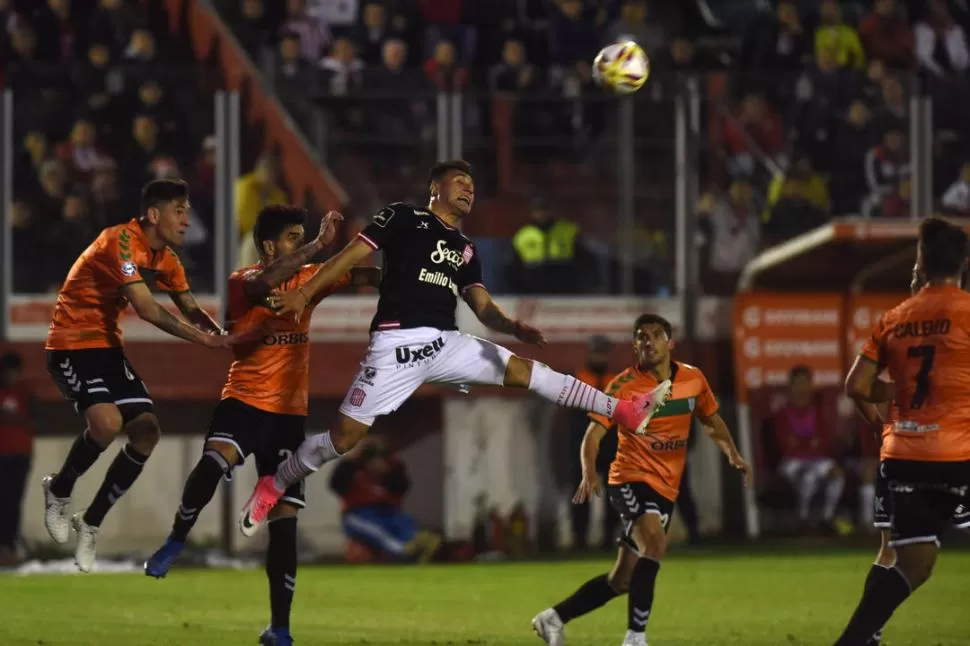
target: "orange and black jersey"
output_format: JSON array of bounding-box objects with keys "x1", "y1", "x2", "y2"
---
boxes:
[
  {"x1": 221, "y1": 264, "x2": 350, "y2": 416},
  {"x1": 590, "y1": 361, "x2": 718, "y2": 502},
  {"x1": 859, "y1": 284, "x2": 970, "y2": 462},
  {"x1": 46, "y1": 219, "x2": 188, "y2": 351}
]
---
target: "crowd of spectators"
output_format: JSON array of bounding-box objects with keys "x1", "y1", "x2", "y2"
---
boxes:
[
  {"x1": 2, "y1": 0, "x2": 219, "y2": 292},
  {"x1": 697, "y1": 0, "x2": 970, "y2": 295}
]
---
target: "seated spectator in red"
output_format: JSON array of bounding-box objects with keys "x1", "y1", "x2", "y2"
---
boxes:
[
  {"x1": 775, "y1": 366, "x2": 845, "y2": 532},
  {"x1": 858, "y1": 0, "x2": 914, "y2": 69},
  {"x1": 723, "y1": 94, "x2": 785, "y2": 178},
  {"x1": 424, "y1": 39, "x2": 468, "y2": 91},
  {"x1": 55, "y1": 119, "x2": 104, "y2": 183},
  {"x1": 329, "y1": 437, "x2": 440, "y2": 563},
  {"x1": 879, "y1": 177, "x2": 911, "y2": 218}
]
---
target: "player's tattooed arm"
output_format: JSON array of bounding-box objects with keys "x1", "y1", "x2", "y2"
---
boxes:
[
  {"x1": 697, "y1": 413, "x2": 752, "y2": 487},
  {"x1": 270, "y1": 238, "x2": 375, "y2": 320},
  {"x1": 350, "y1": 266, "x2": 382, "y2": 288},
  {"x1": 462, "y1": 286, "x2": 546, "y2": 345},
  {"x1": 123, "y1": 283, "x2": 229, "y2": 348},
  {"x1": 169, "y1": 291, "x2": 224, "y2": 334},
  {"x1": 243, "y1": 211, "x2": 344, "y2": 301}
]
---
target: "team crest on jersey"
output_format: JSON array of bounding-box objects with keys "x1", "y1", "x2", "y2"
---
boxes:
[
  {"x1": 372, "y1": 207, "x2": 394, "y2": 228},
  {"x1": 121, "y1": 261, "x2": 137, "y2": 277},
  {"x1": 349, "y1": 387, "x2": 367, "y2": 407},
  {"x1": 462, "y1": 244, "x2": 474, "y2": 265}
]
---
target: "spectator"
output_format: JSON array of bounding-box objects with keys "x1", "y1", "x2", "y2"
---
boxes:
[
  {"x1": 510, "y1": 196, "x2": 585, "y2": 294},
  {"x1": 858, "y1": 58, "x2": 888, "y2": 107},
  {"x1": 795, "y1": 45, "x2": 858, "y2": 166},
  {"x1": 419, "y1": 0, "x2": 477, "y2": 65},
  {"x1": 33, "y1": 159, "x2": 69, "y2": 224},
  {"x1": 763, "y1": 155, "x2": 831, "y2": 241},
  {"x1": 423, "y1": 39, "x2": 469, "y2": 91},
  {"x1": 774, "y1": 366, "x2": 845, "y2": 533},
  {"x1": 274, "y1": 30, "x2": 322, "y2": 133},
  {"x1": 320, "y1": 36, "x2": 364, "y2": 96},
  {"x1": 121, "y1": 114, "x2": 165, "y2": 190},
  {"x1": 10, "y1": 201, "x2": 49, "y2": 293},
  {"x1": 604, "y1": 0, "x2": 665, "y2": 55},
  {"x1": 863, "y1": 119, "x2": 909, "y2": 217},
  {"x1": 352, "y1": 1, "x2": 394, "y2": 65},
  {"x1": 90, "y1": 157, "x2": 124, "y2": 225},
  {"x1": 566, "y1": 335, "x2": 619, "y2": 551},
  {"x1": 696, "y1": 179, "x2": 760, "y2": 294},
  {"x1": 941, "y1": 161, "x2": 970, "y2": 215},
  {"x1": 873, "y1": 73, "x2": 907, "y2": 121},
  {"x1": 723, "y1": 94, "x2": 786, "y2": 179},
  {"x1": 830, "y1": 101, "x2": 875, "y2": 215},
  {"x1": 0, "y1": 352, "x2": 34, "y2": 566},
  {"x1": 235, "y1": 154, "x2": 287, "y2": 267},
  {"x1": 858, "y1": 0, "x2": 914, "y2": 69},
  {"x1": 233, "y1": 0, "x2": 269, "y2": 62},
  {"x1": 191, "y1": 136, "x2": 217, "y2": 212},
  {"x1": 14, "y1": 130, "x2": 50, "y2": 201},
  {"x1": 814, "y1": 0, "x2": 865, "y2": 70},
  {"x1": 282, "y1": 0, "x2": 330, "y2": 61},
  {"x1": 122, "y1": 28, "x2": 157, "y2": 87},
  {"x1": 738, "y1": 0, "x2": 810, "y2": 103},
  {"x1": 55, "y1": 119, "x2": 104, "y2": 183},
  {"x1": 72, "y1": 42, "x2": 123, "y2": 136},
  {"x1": 330, "y1": 437, "x2": 441, "y2": 563},
  {"x1": 548, "y1": 0, "x2": 600, "y2": 67},
  {"x1": 914, "y1": 0, "x2": 970, "y2": 78},
  {"x1": 32, "y1": 0, "x2": 83, "y2": 64},
  {"x1": 879, "y1": 176, "x2": 911, "y2": 218},
  {"x1": 488, "y1": 38, "x2": 538, "y2": 93},
  {"x1": 89, "y1": 0, "x2": 140, "y2": 57}
]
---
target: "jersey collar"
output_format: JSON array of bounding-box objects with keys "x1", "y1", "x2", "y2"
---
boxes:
[{"x1": 633, "y1": 361, "x2": 679, "y2": 383}]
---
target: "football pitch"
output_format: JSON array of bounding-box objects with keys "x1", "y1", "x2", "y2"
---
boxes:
[{"x1": 1, "y1": 549, "x2": 967, "y2": 645}]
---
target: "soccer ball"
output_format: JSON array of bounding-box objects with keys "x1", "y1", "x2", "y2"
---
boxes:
[{"x1": 593, "y1": 41, "x2": 650, "y2": 95}]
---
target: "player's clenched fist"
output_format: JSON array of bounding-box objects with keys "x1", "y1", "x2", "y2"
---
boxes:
[{"x1": 316, "y1": 210, "x2": 344, "y2": 247}]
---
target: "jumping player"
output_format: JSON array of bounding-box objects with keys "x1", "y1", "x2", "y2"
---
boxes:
[
  {"x1": 835, "y1": 216, "x2": 970, "y2": 645},
  {"x1": 531, "y1": 313, "x2": 750, "y2": 646},
  {"x1": 237, "y1": 160, "x2": 673, "y2": 536},
  {"x1": 841, "y1": 224, "x2": 970, "y2": 646},
  {"x1": 42, "y1": 179, "x2": 233, "y2": 572},
  {"x1": 143, "y1": 206, "x2": 377, "y2": 646}
]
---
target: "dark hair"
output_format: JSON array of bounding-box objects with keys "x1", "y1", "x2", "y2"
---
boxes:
[
  {"x1": 919, "y1": 216, "x2": 968, "y2": 279},
  {"x1": 634, "y1": 313, "x2": 673, "y2": 339},
  {"x1": 140, "y1": 179, "x2": 188, "y2": 215},
  {"x1": 789, "y1": 364, "x2": 813, "y2": 382},
  {"x1": 428, "y1": 160, "x2": 471, "y2": 188},
  {"x1": 253, "y1": 204, "x2": 306, "y2": 250}
]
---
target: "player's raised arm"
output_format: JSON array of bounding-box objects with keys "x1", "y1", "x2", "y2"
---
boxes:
[
  {"x1": 462, "y1": 285, "x2": 547, "y2": 346},
  {"x1": 696, "y1": 412, "x2": 751, "y2": 487},
  {"x1": 270, "y1": 238, "x2": 374, "y2": 320},
  {"x1": 242, "y1": 210, "x2": 343, "y2": 301},
  {"x1": 123, "y1": 282, "x2": 227, "y2": 348},
  {"x1": 572, "y1": 421, "x2": 609, "y2": 503}
]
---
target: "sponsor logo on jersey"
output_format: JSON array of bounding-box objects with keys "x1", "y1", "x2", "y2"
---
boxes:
[
  {"x1": 418, "y1": 268, "x2": 458, "y2": 295},
  {"x1": 372, "y1": 207, "x2": 395, "y2": 228},
  {"x1": 649, "y1": 438, "x2": 689, "y2": 452},
  {"x1": 262, "y1": 332, "x2": 311, "y2": 346},
  {"x1": 358, "y1": 366, "x2": 378, "y2": 386},
  {"x1": 430, "y1": 240, "x2": 466, "y2": 270},
  {"x1": 395, "y1": 337, "x2": 446, "y2": 367}
]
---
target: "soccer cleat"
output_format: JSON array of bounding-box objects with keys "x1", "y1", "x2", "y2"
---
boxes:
[
  {"x1": 144, "y1": 537, "x2": 186, "y2": 578},
  {"x1": 259, "y1": 625, "x2": 294, "y2": 646},
  {"x1": 613, "y1": 380, "x2": 673, "y2": 435},
  {"x1": 42, "y1": 474, "x2": 71, "y2": 544},
  {"x1": 531, "y1": 608, "x2": 565, "y2": 646},
  {"x1": 71, "y1": 512, "x2": 99, "y2": 573},
  {"x1": 621, "y1": 630, "x2": 648, "y2": 646},
  {"x1": 239, "y1": 475, "x2": 284, "y2": 537}
]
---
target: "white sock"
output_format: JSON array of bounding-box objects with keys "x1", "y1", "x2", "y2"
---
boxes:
[
  {"x1": 797, "y1": 471, "x2": 820, "y2": 520},
  {"x1": 859, "y1": 483, "x2": 875, "y2": 526},
  {"x1": 274, "y1": 431, "x2": 340, "y2": 490},
  {"x1": 528, "y1": 362, "x2": 617, "y2": 417},
  {"x1": 823, "y1": 473, "x2": 845, "y2": 521}
]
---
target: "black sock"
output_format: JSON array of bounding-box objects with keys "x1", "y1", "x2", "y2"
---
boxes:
[
  {"x1": 171, "y1": 451, "x2": 230, "y2": 542},
  {"x1": 628, "y1": 557, "x2": 660, "y2": 633},
  {"x1": 835, "y1": 565, "x2": 911, "y2": 645},
  {"x1": 553, "y1": 574, "x2": 619, "y2": 623},
  {"x1": 50, "y1": 430, "x2": 105, "y2": 498},
  {"x1": 267, "y1": 516, "x2": 298, "y2": 631},
  {"x1": 82, "y1": 445, "x2": 149, "y2": 527}
]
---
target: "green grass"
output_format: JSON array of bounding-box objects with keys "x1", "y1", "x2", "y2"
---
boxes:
[{"x1": 1, "y1": 550, "x2": 968, "y2": 645}]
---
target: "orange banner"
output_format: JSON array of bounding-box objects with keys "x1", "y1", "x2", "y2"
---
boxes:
[{"x1": 733, "y1": 293, "x2": 844, "y2": 403}]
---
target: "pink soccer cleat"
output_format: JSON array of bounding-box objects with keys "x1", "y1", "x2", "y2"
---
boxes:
[
  {"x1": 613, "y1": 379, "x2": 673, "y2": 435},
  {"x1": 238, "y1": 475, "x2": 284, "y2": 537}
]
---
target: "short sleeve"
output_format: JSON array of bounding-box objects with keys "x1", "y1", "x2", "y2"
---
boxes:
[
  {"x1": 102, "y1": 233, "x2": 144, "y2": 287},
  {"x1": 694, "y1": 371, "x2": 719, "y2": 418},
  {"x1": 458, "y1": 243, "x2": 485, "y2": 293},
  {"x1": 357, "y1": 204, "x2": 407, "y2": 250},
  {"x1": 859, "y1": 314, "x2": 888, "y2": 365},
  {"x1": 588, "y1": 372, "x2": 627, "y2": 429},
  {"x1": 156, "y1": 252, "x2": 190, "y2": 293}
]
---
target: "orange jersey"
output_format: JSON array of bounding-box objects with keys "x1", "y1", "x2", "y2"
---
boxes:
[
  {"x1": 220, "y1": 264, "x2": 350, "y2": 416},
  {"x1": 46, "y1": 219, "x2": 189, "y2": 351},
  {"x1": 859, "y1": 284, "x2": 970, "y2": 462},
  {"x1": 590, "y1": 362, "x2": 718, "y2": 501}
]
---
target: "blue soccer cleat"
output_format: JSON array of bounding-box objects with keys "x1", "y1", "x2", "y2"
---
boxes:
[
  {"x1": 144, "y1": 538, "x2": 185, "y2": 579},
  {"x1": 259, "y1": 626, "x2": 293, "y2": 646}
]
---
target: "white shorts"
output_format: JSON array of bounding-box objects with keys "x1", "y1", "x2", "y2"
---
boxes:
[
  {"x1": 778, "y1": 458, "x2": 836, "y2": 483},
  {"x1": 338, "y1": 327, "x2": 514, "y2": 425}
]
